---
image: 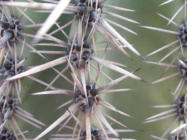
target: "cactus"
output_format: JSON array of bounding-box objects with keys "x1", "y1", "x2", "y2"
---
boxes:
[{"x1": 0, "y1": 0, "x2": 186, "y2": 140}]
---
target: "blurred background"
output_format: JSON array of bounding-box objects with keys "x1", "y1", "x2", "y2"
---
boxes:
[{"x1": 16, "y1": 0, "x2": 186, "y2": 139}]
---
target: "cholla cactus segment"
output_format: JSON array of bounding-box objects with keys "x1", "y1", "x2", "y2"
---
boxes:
[
  {"x1": 0, "y1": 0, "x2": 143, "y2": 139},
  {"x1": 145, "y1": 48, "x2": 187, "y2": 138},
  {"x1": 0, "y1": 2, "x2": 48, "y2": 139}
]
